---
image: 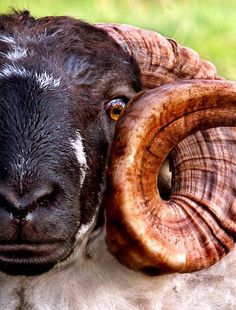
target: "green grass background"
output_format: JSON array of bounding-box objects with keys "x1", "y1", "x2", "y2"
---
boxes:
[{"x1": 0, "y1": 0, "x2": 235, "y2": 79}]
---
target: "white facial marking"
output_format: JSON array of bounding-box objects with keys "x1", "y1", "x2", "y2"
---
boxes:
[
  {"x1": 6, "y1": 47, "x2": 28, "y2": 61},
  {"x1": 35, "y1": 71, "x2": 61, "y2": 89},
  {"x1": 0, "y1": 35, "x2": 16, "y2": 44},
  {"x1": 76, "y1": 213, "x2": 97, "y2": 240},
  {"x1": 70, "y1": 131, "x2": 88, "y2": 186},
  {"x1": 0, "y1": 35, "x2": 27, "y2": 61},
  {"x1": 0, "y1": 64, "x2": 60, "y2": 89},
  {"x1": 0, "y1": 64, "x2": 28, "y2": 79}
]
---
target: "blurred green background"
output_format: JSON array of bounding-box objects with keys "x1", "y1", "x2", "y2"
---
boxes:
[{"x1": 0, "y1": 0, "x2": 235, "y2": 79}]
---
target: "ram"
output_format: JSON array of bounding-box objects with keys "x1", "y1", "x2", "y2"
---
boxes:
[{"x1": 0, "y1": 11, "x2": 235, "y2": 310}]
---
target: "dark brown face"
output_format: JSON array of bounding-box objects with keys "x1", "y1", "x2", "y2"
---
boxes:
[{"x1": 0, "y1": 13, "x2": 141, "y2": 276}]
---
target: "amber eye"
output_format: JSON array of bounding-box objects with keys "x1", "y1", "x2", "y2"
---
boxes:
[{"x1": 107, "y1": 98, "x2": 127, "y2": 121}]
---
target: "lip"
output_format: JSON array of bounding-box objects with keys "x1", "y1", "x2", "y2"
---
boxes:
[
  {"x1": 0, "y1": 242, "x2": 62, "y2": 257},
  {"x1": 0, "y1": 241, "x2": 72, "y2": 276}
]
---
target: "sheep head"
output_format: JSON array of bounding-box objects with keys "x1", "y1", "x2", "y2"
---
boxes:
[
  {"x1": 0, "y1": 11, "x2": 234, "y2": 277},
  {"x1": 0, "y1": 12, "x2": 141, "y2": 276}
]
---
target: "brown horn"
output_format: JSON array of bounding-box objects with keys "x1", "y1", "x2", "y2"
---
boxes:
[
  {"x1": 96, "y1": 23, "x2": 222, "y2": 89},
  {"x1": 105, "y1": 80, "x2": 236, "y2": 274}
]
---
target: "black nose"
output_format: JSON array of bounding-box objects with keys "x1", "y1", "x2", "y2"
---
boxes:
[{"x1": 0, "y1": 184, "x2": 55, "y2": 218}]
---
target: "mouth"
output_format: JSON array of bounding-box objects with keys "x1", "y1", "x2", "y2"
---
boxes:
[{"x1": 0, "y1": 241, "x2": 72, "y2": 276}]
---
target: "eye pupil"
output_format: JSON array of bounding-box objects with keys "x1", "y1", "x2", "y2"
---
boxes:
[{"x1": 113, "y1": 107, "x2": 122, "y2": 115}]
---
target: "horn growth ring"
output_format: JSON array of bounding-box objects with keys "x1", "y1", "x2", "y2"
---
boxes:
[{"x1": 106, "y1": 80, "x2": 236, "y2": 274}]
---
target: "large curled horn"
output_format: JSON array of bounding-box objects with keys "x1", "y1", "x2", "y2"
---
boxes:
[
  {"x1": 97, "y1": 24, "x2": 236, "y2": 273},
  {"x1": 105, "y1": 80, "x2": 236, "y2": 273},
  {"x1": 96, "y1": 23, "x2": 221, "y2": 88}
]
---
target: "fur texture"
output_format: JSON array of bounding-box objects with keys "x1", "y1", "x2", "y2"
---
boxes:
[
  {"x1": 0, "y1": 10, "x2": 140, "y2": 276},
  {"x1": 0, "y1": 232, "x2": 235, "y2": 310},
  {"x1": 0, "y1": 10, "x2": 235, "y2": 310}
]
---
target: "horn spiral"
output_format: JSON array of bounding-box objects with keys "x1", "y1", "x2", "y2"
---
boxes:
[
  {"x1": 106, "y1": 80, "x2": 236, "y2": 273},
  {"x1": 96, "y1": 23, "x2": 221, "y2": 89}
]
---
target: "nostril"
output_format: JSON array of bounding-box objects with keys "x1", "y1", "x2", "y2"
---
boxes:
[
  {"x1": 36, "y1": 190, "x2": 57, "y2": 208},
  {"x1": 0, "y1": 194, "x2": 28, "y2": 217},
  {"x1": 0, "y1": 184, "x2": 60, "y2": 217},
  {"x1": 0, "y1": 194, "x2": 15, "y2": 213}
]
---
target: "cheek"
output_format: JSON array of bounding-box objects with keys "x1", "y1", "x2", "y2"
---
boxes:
[
  {"x1": 70, "y1": 131, "x2": 87, "y2": 187},
  {"x1": 23, "y1": 210, "x2": 79, "y2": 241},
  {"x1": 76, "y1": 129, "x2": 114, "y2": 225}
]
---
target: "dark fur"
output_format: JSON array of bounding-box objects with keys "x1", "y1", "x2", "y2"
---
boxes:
[{"x1": 0, "y1": 10, "x2": 141, "y2": 275}]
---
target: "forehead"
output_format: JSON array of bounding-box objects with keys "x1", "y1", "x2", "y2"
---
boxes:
[
  {"x1": 0, "y1": 71, "x2": 75, "y2": 176},
  {"x1": 0, "y1": 21, "x2": 138, "y2": 82},
  {"x1": 0, "y1": 68, "x2": 67, "y2": 128},
  {"x1": 0, "y1": 17, "x2": 140, "y2": 184}
]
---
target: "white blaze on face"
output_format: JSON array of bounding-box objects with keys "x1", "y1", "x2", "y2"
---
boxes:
[
  {"x1": 0, "y1": 35, "x2": 27, "y2": 61},
  {"x1": 0, "y1": 64, "x2": 61, "y2": 90},
  {"x1": 75, "y1": 213, "x2": 97, "y2": 241},
  {"x1": 0, "y1": 34, "x2": 16, "y2": 44},
  {"x1": 0, "y1": 64, "x2": 28, "y2": 79},
  {"x1": 6, "y1": 47, "x2": 28, "y2": 61},
  {"x1": 35, "y1": 72, "x2": 61, "y2": 89},
  {"x1": 70, "y1": 131, "x2": 88, "y2": 186}
]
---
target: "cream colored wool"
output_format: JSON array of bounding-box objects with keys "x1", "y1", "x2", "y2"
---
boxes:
[{"x1": 0, "y1": 229, "x2": 235, "y2": 310}]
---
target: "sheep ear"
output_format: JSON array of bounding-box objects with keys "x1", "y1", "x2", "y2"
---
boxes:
[{"x1": 96, "y1": 23, "x2": 221, "y2": 89}]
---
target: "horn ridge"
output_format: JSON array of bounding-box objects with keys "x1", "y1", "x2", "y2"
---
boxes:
[
  {"x1": 105, "y1": 80, "x2": 236, "y2": 273},
  {"x1": 96, "y1": 23, "x2": 221, "y2": 89}
]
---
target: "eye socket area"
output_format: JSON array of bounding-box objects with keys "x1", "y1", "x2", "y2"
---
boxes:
[{"x1": 106, "y1": 97, "x2": 129, "y2": 121}]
